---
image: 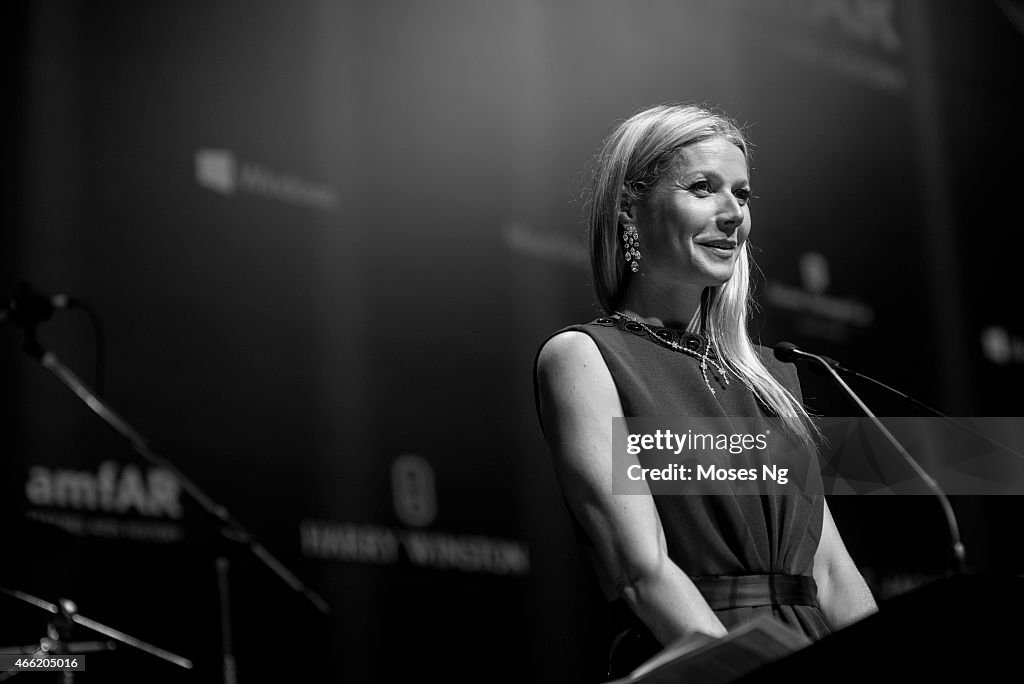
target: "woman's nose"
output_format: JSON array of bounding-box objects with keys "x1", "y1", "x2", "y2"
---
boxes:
[{"x1": 717, "y1": 195, "x2": 744, "y2": 233}]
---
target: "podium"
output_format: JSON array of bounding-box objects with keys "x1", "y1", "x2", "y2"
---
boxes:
[
  {"x1": 616, "y1": 575, "x2": 1024, "y2": 683},
  {"x1": 607, "y1": 616, "x2": 810, "y2": 684}
]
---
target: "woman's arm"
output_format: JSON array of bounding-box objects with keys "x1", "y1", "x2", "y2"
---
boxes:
[
  {"x1": 812, "y1": 500, "x2": 878, "y2": 630},
  {"x1": 535, "y1": 331, "x2": 727, "y2": 644}
]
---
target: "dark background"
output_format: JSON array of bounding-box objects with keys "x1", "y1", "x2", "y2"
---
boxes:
[{"x1": 3, "y1": 1, "x2": 1023, "y2": 682}]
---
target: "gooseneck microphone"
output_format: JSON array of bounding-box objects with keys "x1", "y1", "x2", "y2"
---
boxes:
[
  {"x1": 774, "y1": 342, "x2": 851, "y2": 375},
  {"x1": 774, "y1": 341, "x2": 966, "y2": 574}
]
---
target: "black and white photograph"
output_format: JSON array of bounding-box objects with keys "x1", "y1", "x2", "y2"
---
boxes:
[{"x1": 3, "y1": 1, "x2": 1023, "y2": 682}]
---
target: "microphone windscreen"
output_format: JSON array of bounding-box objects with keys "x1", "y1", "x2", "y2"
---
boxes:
[{"x1": 774, "y1": 341, "x2": 800, "y2": 363}]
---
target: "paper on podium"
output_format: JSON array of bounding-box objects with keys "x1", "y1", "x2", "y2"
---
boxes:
[{"x1": 610, "y1": 616, "x2": 811, "y2": 684}]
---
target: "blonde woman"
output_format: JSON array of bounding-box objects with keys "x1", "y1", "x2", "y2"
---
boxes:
[{"x1": 534, "y1": 104, "x2": 876, "y2": 677}]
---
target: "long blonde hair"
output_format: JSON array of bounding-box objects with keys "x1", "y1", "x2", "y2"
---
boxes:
[{"x1": 588, "y1": 103, "x2": 816, "y2": 448}]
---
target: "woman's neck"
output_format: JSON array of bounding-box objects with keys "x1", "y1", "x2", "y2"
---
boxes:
[{"x1": 618, "y1": 279, "x2": 705, "y2": 330}]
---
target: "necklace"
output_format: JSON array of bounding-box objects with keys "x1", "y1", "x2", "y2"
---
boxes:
[{"x1": 613, "y1": 311, "x2": 730, "y2": 395}]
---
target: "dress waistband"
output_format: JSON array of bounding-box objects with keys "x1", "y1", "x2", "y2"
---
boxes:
[
  {"x1": 609, "y1": 573, "x2": 818, "y2": 631},
  {"x1": 690, "y1": 574, "x2": 818, "y2": 610}
]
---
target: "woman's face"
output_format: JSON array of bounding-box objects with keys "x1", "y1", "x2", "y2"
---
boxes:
[{"x1": 628, "y1": 136, "x2": 752, "y2": 288}]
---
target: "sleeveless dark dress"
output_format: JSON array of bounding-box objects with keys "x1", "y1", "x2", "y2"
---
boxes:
[{"x1": 535, "y1": 317, "x2": 831, "y2": 677}]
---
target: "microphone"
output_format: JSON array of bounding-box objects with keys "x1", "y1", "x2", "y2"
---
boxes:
[
  {"x1": 1, "y1": 281, "x2": 79, "y2": 329},
  {"x1": 771, "y1": 341, "x2": 802, "y2": 363},
  {"x1": 773, "y1": 341, "x2": 851, "y2": 376},
  {"x1": 774, "y1": 340, "x2": 966, "y2": 574}
]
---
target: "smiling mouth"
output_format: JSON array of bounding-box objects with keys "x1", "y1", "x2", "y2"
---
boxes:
[{"x1": 699, "y1": 241, "x2": 736, "y2": 252}]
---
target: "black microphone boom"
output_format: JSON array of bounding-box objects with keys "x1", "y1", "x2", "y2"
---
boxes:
[{"x1": 774, "y1": 340, "x2": 966, "y2": 574}]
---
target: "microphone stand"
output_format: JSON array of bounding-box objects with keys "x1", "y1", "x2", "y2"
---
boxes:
[
  {"x1": 0, "y1": 586, "x2": 192, "y2": 682},
  {"x1": 8, "y1": 322, "x2": 331, "y2": 684},
  {"x1": 793, "y1": 348, "x2": 966, "y2": 575}
]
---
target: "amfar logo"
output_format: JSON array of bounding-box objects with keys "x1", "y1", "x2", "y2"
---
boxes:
[
  {"x1": 194, "y1": 148, "x2": 338, "y2": 211},
  {"x1": 25, "y1": 460, "x2": 183, "y2": 519}
]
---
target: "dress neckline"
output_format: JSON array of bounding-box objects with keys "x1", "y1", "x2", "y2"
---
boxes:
[{"x1": 593, "y1": 314, "x2": 709, "y2": 350}]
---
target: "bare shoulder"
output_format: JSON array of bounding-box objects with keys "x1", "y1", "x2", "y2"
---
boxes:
[
  {"x1": 535, "y1": 330, "x2": 622, "y2": 427},
  {"x1": 537, "y1": 330, "x2": 602, "y2": 372},
  {"x1": 536, "y1": 331, "x2": 616, "y2": 397}
]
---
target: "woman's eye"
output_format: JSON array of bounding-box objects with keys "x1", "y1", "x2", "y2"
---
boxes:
[
  {"x1": 689, "y1": 180, "x2": 712, "y2": 195},
  {"x1": 734, "y1": 188, "x2": 752, "y2": 205}
]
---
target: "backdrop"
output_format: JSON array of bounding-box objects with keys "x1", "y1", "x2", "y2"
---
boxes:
[{"x1": 3, "y1": 1, "x2": 1023, "y2": 682}]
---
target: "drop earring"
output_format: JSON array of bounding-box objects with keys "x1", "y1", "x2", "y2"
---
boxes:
[{"x1": 622, "y1": 224, "x2": 641, "y2": 273}]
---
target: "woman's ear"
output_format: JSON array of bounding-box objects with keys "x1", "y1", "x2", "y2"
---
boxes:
[{"x1": 617, "y1": 205, "x2": 636, "y2": 227}]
